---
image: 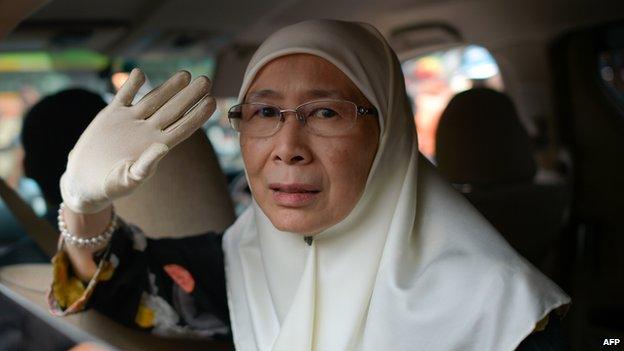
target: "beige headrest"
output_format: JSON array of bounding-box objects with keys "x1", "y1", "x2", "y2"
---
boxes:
[{"x1": 114, "y1": 131, "x2": 235, "y2": 238}]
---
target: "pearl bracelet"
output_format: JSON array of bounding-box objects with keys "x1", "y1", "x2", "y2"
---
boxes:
[{"x1": 58, "y1": 203, "x2": 118, "y2": 249}]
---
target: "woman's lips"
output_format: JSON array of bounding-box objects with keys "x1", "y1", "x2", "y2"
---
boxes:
[{"x1": 269, "y1": 183, "x2": 320, "y2": 207}]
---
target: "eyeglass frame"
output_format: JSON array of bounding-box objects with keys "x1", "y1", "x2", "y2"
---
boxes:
[{"x1": 227, "y1": 99, "x2": 379, "y2": 137}]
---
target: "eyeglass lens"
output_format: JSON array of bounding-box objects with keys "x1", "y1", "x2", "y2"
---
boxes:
[{"x1": 229, "y1": 100, "x2": 359, "y2": 137}]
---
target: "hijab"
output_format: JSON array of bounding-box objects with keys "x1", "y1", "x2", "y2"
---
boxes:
[{"x1": 222, "y1": 19, "x2": 570, "y2": 351}]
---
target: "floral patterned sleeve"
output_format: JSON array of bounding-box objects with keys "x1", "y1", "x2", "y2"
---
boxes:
[{"x1": 47, "y1": 220, "x2": 232, "y2": 341}]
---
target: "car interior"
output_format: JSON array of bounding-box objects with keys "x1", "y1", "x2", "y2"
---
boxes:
[{"x1": 0, "y1": 0, "x2": 623, "y2": 350}]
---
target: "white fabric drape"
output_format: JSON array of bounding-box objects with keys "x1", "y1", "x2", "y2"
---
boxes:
[{"x1": 223, "y1": 19, "x2": 570, "y2": 351}]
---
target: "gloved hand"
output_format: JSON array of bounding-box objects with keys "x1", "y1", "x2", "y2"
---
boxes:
[{"x1": 60, "y1": 69, "x2": 216, "y2": 214}]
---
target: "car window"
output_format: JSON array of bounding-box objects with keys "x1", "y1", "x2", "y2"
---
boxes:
[
  {"x1": 598, "y1": 36, "x2": 624, "y2": 110},
  {"x1": 204, "y1": 97, "x2": 243, "y2": 174},
  {"x1": 401, "y1": 45, "x2": 503, "y2": 160},
  {"x1": 0, "y1": 50, "x2": 111, "y2": 227}
]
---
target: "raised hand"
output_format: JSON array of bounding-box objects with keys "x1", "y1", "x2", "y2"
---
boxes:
[{"x1": 60, "y1": 69, "x2": 216, "y2": 213}]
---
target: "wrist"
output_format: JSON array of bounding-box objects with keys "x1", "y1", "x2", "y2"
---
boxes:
[
  {"x1": 61, "y1": 203, "x2": 114, "y2": 238},
  {"x1": 60, "y1": 172, "x2": 111, "y2": 214},
  {"x1": 59, "y1": 203, "x2": 116, "y2": 249}
]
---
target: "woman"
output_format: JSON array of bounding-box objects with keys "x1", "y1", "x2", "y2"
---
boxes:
[{"x1": 50, "y1": 20, "x2": 570, "y2": 350}]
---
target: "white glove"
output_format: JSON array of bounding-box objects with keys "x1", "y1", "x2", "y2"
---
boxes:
[{"x1": 60, "y1": 69, "x2": 216, "y2": 214}]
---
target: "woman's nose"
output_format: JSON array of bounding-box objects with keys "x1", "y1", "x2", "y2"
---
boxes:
[{"x1": 271, "y1": 116, "x2": 312, "y2": 165}]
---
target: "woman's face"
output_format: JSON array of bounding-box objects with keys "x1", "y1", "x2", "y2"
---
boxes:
[{"x1": 241, "y1": 54, "x2": 380, "y2": 235}]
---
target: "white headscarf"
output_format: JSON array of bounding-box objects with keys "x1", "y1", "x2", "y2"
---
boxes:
[{"x1": 223, "y1": 19, "x2": 570, "y2": 351}]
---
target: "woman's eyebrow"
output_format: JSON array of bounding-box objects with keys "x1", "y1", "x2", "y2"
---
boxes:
[
  {"x1": 306, "y1": 89, "x2": 346, "y2": 99},
  {"x1": 246, "y1": 89, "x2": 282, "y2": 101},
  {"x1": 246, "y1": 88, "x2": 350, "y2": 102}
]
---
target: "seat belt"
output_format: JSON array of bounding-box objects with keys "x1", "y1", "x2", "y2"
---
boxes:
[{"x1": 0, "y1": 177, "x2": 58, "y2": 257}]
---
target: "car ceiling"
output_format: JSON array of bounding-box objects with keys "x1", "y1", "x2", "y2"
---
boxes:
[{"x1": 1, "y1": 0, "x2": 623, "y2": 57}]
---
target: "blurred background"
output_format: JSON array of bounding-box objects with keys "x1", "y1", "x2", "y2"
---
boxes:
[{"x1": 0, "y1": 0, "x2": 623, "y2": 350}]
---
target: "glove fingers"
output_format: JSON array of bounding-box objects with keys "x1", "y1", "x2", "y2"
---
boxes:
[
  {"x1": 113, "y1": 69, "x2": 146, "y2": 106},
  {"x1": 134, "y1": 71, "x2": 191, "y2": 118},
  {"x1": 162, "y1": 95, "x2": 216, "y2": 147},
  {"x1": 150, "y1": 75, "x2": 212, "y2": 130},
  {"x1": 103, "y1": 143, "x2": 168, "y2": 202},
  {"x1": 129, "y1": 142, "x2": 170, "y2": 181}
]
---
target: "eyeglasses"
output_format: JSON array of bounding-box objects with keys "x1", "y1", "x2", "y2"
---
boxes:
[{"x1": 227, "y1": 99, "x2": 378, "y2": 137}]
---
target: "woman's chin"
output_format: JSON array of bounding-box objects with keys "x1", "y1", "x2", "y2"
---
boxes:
[
  {"x1": 272, "y1": 220, "x2": 322, "y2": 235},
  {"x1": 268, "y1": 209, "x2": 329, "y2": 235}
]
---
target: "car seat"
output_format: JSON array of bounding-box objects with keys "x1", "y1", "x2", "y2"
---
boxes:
[{"x1": 435, "y1": 88, "x2": 570, "y2": 270}]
